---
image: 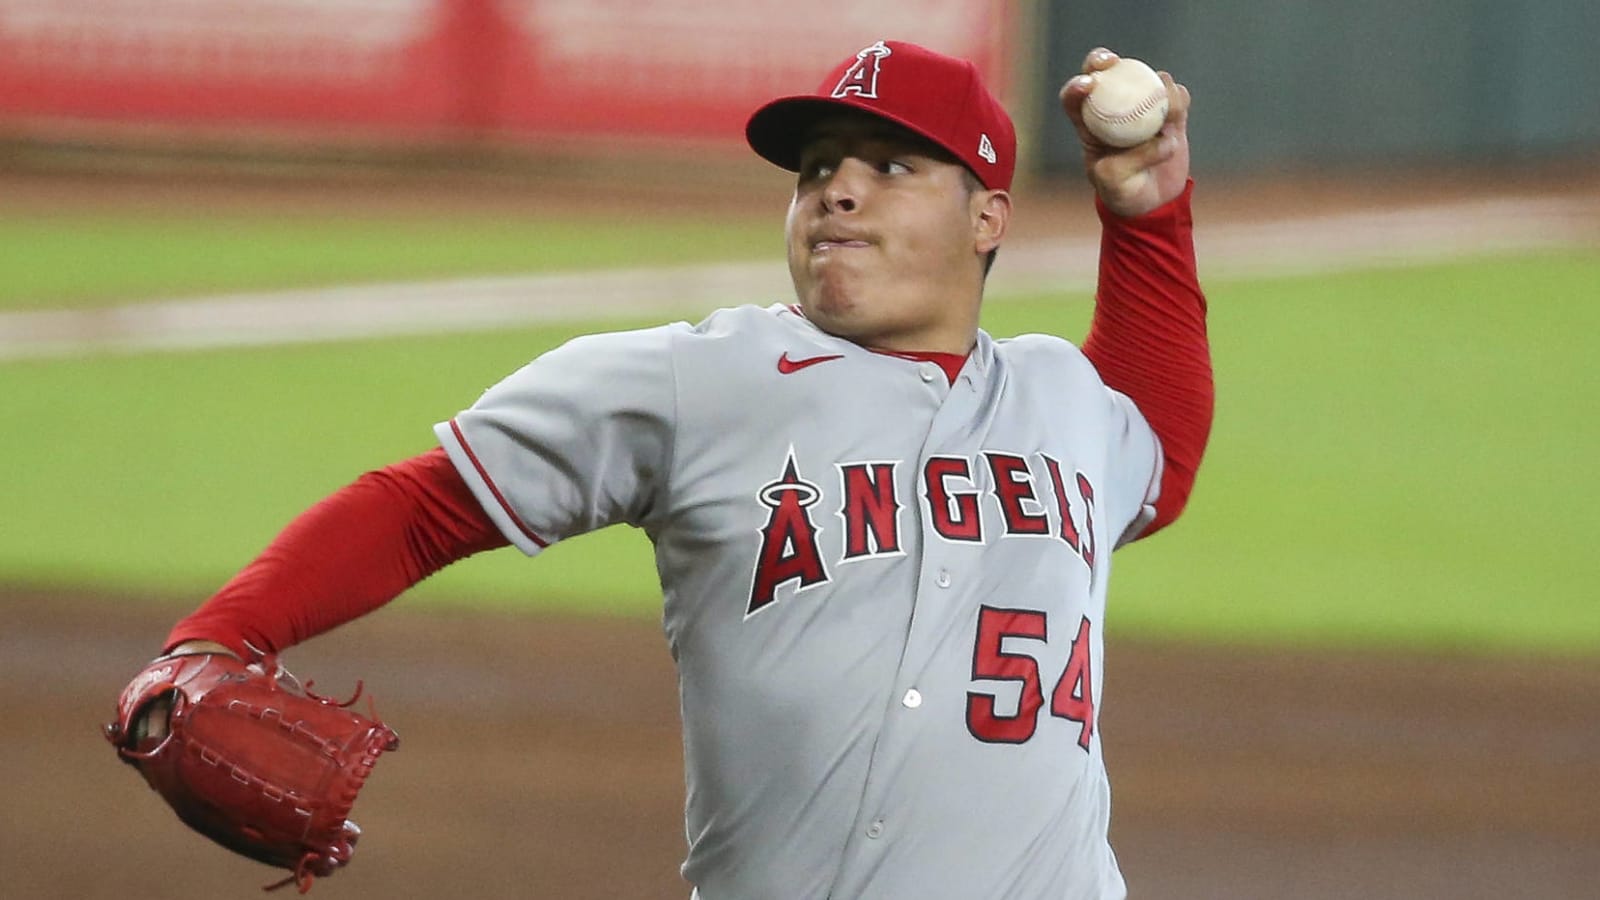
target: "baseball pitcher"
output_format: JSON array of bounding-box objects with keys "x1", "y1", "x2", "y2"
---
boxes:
[{"x1": 107, "y1": 42, "x2": 1211, "y2": 898}]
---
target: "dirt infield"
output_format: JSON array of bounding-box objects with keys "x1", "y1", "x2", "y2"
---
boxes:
[{"x1": 7, "y1": 584, "x2": 1597, "y2": 899}]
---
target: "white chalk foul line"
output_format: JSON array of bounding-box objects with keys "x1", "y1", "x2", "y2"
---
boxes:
[{"x1": 0, "y1": 196, "x2": 1592, "y2": 361}]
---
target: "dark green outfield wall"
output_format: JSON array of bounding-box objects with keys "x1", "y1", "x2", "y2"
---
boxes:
[{"x1": 1036, "y1": 0, "x2": 1600, "y2": 176}]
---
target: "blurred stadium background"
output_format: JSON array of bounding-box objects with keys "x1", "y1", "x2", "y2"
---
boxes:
[
  {"x1": 3, "y1": 1, "x2": 1596, "y2": 177},
  {"x1": 3, "y1": 2, "x2": 1598, "y2": 898}
]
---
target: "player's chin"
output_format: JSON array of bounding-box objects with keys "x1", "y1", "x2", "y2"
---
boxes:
[{"x1": 801, "y1": 281, "x2": 867, "y2": 331}]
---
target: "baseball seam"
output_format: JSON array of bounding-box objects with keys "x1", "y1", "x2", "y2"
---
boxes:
[{"x1": 1086, "y1": 90, "x2": 1166, "y2": 125}]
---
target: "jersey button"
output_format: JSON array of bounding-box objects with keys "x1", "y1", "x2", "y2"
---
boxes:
[
  {"x1": 866, "y1": 820, "x2": 885, "y2": 839},
  {"x1": 935, "y1": 570, "x2": 951, "y2": 588},
  {"x1": 919, "y1": 364, "x2": 937, "y2": 383},
  {"x1": 902, "y1": 689, "x2": 923, "y2": 709}
]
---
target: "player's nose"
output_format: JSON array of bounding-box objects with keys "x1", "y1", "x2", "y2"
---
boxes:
[
  {"x1": 821, "y1": 158, "x2": 871, "y2": 214},
  {"x1": 822, "y1": 181, "x2": 858, "y2": 214}
]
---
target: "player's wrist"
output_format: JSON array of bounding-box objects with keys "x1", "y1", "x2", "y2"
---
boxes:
[
  {"x1": 1095, "y1": 178, "x2": 1194, "y2": 226},
  {"x1": 162, "y1": 638, "x2": 241, "y2": 660}
]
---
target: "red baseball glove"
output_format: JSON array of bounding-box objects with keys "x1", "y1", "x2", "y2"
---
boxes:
[{"x1": 105, "y1": 651, "x2": 400, "y2": 893}]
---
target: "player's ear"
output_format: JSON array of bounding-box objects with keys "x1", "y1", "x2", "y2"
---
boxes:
[{"x1": 973, "y1": 189, "x2": 1011, "y2": 255}]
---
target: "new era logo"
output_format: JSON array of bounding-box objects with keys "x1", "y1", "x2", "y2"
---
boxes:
[{"x1": 977, "y1": 133, "x2": 997, "y2": 165}]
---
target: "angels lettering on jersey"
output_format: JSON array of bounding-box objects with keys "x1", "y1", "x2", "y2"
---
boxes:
[{"x1": 748, "y1": 447, "x2": 1097, "y2": 616}]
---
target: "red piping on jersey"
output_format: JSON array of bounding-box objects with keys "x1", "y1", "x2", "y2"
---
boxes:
[{"x1": 449, "y1": 418, "x2": 549, "y2": 548}]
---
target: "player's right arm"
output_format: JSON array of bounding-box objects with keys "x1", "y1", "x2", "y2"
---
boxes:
[
  {"x1": 163, "y1": 447, "x2": 509, "y2": 658},
  {"x1": 128, "y1": 448, "x2": 507, "y2": 742},
  {"x1": 164, "y1": 322, "x2": 682, "y2": 657}
]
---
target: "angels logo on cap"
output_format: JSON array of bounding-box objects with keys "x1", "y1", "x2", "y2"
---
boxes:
[
  {"x1": 746, "y1": 39, "x2": 1017, "y2": 191},
  {"x1": 832, "y1": 41, "x2": 893, "y2": 99}
]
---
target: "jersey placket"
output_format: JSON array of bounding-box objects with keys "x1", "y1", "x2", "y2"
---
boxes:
[{"x1": 826, "y1": 344, "x2": 995, "y2": 896}]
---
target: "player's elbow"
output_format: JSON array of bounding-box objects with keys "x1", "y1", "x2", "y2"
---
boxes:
[{"x1": 1141, "y1": 459, "x2": 1200, "y2": 538}]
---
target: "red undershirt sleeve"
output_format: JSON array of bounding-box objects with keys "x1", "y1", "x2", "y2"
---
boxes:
[
  {"x1": 165, "y1": 447, "x2": 509, "y2": 657},
  {"x1": 1082, "y1": 179, "x2": 1214, "y2": 538}
]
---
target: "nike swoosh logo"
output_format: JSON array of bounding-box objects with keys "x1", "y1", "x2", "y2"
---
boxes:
[{"x1": 777, "y1": 352, "x2": 844, "y2": 374}]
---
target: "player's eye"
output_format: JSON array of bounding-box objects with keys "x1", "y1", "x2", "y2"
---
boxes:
[
  {"x1": 799, "y1": 160, "x2": 836, "y2": 183},
  {"x1": 879, "y1": 159, "x2": 912, "y2": 176}
]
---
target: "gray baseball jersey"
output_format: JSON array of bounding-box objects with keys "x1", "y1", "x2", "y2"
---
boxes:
[{"x1": 435, "y1": 302, "x2": 1161, "y2": 900}]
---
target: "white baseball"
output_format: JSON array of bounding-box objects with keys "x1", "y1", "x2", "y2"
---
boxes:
[{"x1": 1081, "y1": 57, "x2": 1170, "y2": 148}]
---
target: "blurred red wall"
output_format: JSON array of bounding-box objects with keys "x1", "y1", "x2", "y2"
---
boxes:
[{"x1": 0, "y1": 0, "x2": 1011, "y2": 151}]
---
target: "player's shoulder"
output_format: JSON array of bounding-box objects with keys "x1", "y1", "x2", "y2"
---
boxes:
[
  {"x1": 555, "y1": 319, "x2": 692, "y2": 353},
  {"x1": 532, "y1": 304, "x2": 797, "y2": 369},
  {"x1": 991, "y1": 332, "x2": 1099, "y2": 379},
  {"x1": 665, "y1": 303, "x2": 819, "y2": 360},
  {"x1": 685, "y1": 302, "x2": 803, "y2": 338},
  {"x1": 994, "y1": 331, "x2": 1080, "y2": 354}
]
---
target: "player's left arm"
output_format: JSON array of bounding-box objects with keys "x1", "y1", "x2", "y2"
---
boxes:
[{"x1": 1061, "y1": 49, "x2": 1213, "y2": 538}]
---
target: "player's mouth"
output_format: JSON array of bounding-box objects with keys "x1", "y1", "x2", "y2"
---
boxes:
[{"x1": 811, "y1": 237, "x2": 873, "y2": 253}]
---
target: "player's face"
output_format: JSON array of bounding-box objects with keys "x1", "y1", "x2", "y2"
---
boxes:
[{"x1": 785, "y1": 114, "x2": 1009, "y2": 354}]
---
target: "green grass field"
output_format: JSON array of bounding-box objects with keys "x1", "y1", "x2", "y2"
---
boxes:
[
  {"x1": 2, "y1": 231, "x2": 1595, "y2": 655},
  {"x1": 1, "y1": 211, "x2": 781, "y2": 310}
]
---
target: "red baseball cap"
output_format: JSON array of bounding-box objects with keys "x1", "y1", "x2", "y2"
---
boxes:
[{"x1": 746, "y1": 40, "x2": 1016, "y2": 191}]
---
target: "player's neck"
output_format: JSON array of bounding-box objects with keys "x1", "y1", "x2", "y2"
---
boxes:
[{"x1": 858, "y1": 313, "x2": 979, "y2": 358}]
